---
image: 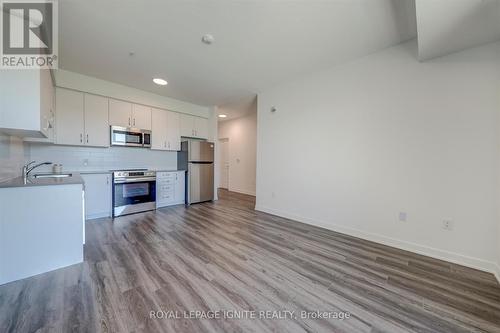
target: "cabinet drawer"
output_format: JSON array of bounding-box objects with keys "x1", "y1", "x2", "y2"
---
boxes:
[
  {"x1": 157, "y1": 172, "x2": 175, "y2": 178},
  {"x1": 158, "y1": 178, "x2": 174, "y2": 185},
  {"x1": 161, "y1": 193, "x2": 174, "y2": 200},
  {"x1": 160, "y1": 184, "x2": 174, "y2": 192}
]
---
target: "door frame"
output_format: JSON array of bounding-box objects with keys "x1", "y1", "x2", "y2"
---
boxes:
[{"x1": 218, "y1": 138, "x2": 230, "y2": 190}]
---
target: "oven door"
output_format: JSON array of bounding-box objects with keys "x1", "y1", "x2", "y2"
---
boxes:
[
  {"x1": 113, "y1": 179, "x2": 156, "y2": 217},
  {"x1": 111, "y1": 126, "x2": 144, "y2": 147}
]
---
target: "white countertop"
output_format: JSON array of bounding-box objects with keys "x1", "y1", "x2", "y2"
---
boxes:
[{"x1": 0, "y1": 173, "x2": 85, "y2": 189}]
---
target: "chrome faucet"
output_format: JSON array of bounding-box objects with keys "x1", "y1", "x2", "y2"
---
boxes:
[{"x1": 23, "y1": 161, "x2": 52, "y2": 180}]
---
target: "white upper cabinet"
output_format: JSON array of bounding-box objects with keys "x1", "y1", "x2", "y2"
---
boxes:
[
  {"x1": 166, "y1": 111, "x2": 181, "y2": 151},
  {"x1": 109, "y1": 100, "x2": 151, "y2": 130},
  {"x1": 84, "y1": 94, "x2": 109, "y2": 147},
  {"x1": 56, "y1": 88, "x2": 109, "y2": 147},
  {"x1": 180, "y1": 114, "x2": 208, "y2": 139},
  {"x1": 180, "y1": 113, "x2": 195, "y2": 137},
  {"x1": 0, "y1": 69, "x2": 55, "y2": 138},
  {"x1": 151, "y1": 109, "x2": 181, "y2": 151},
  {"x1": 132, "y1": 104, "x2": 152, "y2": 130},
  {"x1": 109, "y1": 99, "x2": 132, "y2": 128},
  {"x1": 55, "y1": 88, "x2": 85, "y2": 146},
  {"x1": 39, "y1": 69, "x2": 55, "y2": 139},
  {"x1": 194, "y1": 117, "x2": 209, "y2": 139},
  {"x1": 151, "y1": 108, "x2": 168, "y2": 150},
  {"x1": 25, "y1": 70, "x2": 56, "y2": 143}
]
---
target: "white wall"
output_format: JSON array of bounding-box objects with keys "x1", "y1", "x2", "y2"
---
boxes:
[
  {"x1": 27, "y1": 144, "x2": 177, "y2": 173},
  {"x1": 218, "y1": 103, "x2": 257, "y2": 196},
  {"x1": 0, "y1": 134, "x2": 27, "y2": 182},
  {"x1": 416, "y1": 0, "x2": 500, "y2": 60},
  {"x1": 256, "y1": 40, "x2": 500, "y2": 275}
]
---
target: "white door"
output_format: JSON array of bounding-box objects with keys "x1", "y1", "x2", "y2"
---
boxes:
[
  {"x1": 180, "y1": 113, "x2": 195, "y2": 137},
  {"x1": 109, "y1": 99, "x2": 132, "y2": 127},
  {"x1": 151, "y1": 108, "x2": 168, "y2": 150},
  {"x1": 194, "y1": 117, "x2": 208, "y2": 139},
  {"x1": 132, "y1": 104, "x2": 152, "y2": 130},
  {"x1": 55, "y1": 88, "x2": 85, "y2": 146},
  {"x1": 82, "y1": 173, "x2": 112, "y2": 220},
  {"x1": 219, "y1": 138, "x2": 229, "y2": 189},
  {"x1": 84, "y1": 94, "x2": 109, "y2": 147},
  {"x1": 166, "y1": 111, "x2": 180, "y2": 150}
]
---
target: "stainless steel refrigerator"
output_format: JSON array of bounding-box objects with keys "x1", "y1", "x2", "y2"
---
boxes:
[{"x1": 178, "y1": 140, "x2": 214, "y2": 204}]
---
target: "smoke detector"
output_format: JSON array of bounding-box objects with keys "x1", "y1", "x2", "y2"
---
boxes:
[{"x1": 201, "y1": 34, "x2": 215, "y2": 45}]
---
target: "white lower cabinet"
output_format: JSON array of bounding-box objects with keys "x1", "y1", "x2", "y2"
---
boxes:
[
  {"x1": 82, "y1": 173, "x2": 112, "y2": 220},
  {"x1": 156, "y1": 171, "x2": 185, "y2": 208}
]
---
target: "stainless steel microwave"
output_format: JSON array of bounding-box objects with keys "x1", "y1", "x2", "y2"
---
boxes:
[{"x1": 110, "y1": 126, "x2": 151, "y2": 148}]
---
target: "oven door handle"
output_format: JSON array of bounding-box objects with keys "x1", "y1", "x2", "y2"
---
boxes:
[{"x1": 114, "y1": 177, "x2": 156, "y2": 184}]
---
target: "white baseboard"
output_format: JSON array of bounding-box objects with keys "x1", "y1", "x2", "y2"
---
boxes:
[
  {"x1": 255, "y1": 205, "x2": 500, "y2": 283},
  {"x1": 493, "y1": 263, "x2": 500, "y2": 284},
  {"x1": 86, "y1": 212, "x2": 111, "y2": 220}
]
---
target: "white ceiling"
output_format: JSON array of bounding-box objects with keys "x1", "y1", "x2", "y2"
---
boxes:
[
  {"x1": 59, "y1": 0, "x2": 417, "y2": 107},
  {"x1": 217, "y1": 95, "x2": 257, "y2": 122},
  {"x1": 416, "y1": 0, "x2": 500, "y2": 61}
]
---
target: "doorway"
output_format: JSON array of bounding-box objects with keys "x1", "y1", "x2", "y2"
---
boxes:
[{"x1": 219, "y1": 138, "x2": 229, "y2": 189}]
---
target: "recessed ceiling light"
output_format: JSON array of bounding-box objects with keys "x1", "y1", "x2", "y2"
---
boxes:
[
  {"x1": 153, "y1": 78, "x2": 168, "y2": 86},
  {"x1": 218, "y1": 114, "x2": 227, "y2": 118},
  {"x1": 201, "y1": 34, "x2": 215, "y2": 45}
]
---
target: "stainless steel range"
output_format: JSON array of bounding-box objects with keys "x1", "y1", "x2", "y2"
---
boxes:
[{"x1": 112, "y1": 169, "x2": 156, "y2": 217}]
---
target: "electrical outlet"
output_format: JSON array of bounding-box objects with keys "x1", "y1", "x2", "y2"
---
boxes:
[
  {"x1": 442, "y1": 219, "x2": 454, "y2": 231},
  {"x1": 271, "y1": 192, "x2": 276, "y2": 198},
  {"x1": 398, "y1": 212, "x2": 407, "y2": 222}
]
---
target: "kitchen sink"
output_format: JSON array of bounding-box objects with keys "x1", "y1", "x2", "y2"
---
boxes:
[{"x1": 33, "y1": 173, "x2": 73, "y2": 178}]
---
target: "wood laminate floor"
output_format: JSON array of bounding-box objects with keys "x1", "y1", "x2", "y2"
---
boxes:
[{"x1": 1, "y1": 189, "x2": 500, "y2": 332}]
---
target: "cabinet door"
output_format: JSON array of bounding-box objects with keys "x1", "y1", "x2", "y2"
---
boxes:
[
  {"x1": 166, "y1": 111, "x2": 180, "y2": 151},
  {"x1": 174, "y1": 171, "x2": 186, "y2": 204},
  {"x1": 82, "y1": 174, "x2": 112, "y2": 220},
  {"x1": 151, "y1": 108, "x2": 168, "y2": 150},
  {"x1": 179, "y1": 113, "x2": 195, "y2": 137},
  {"x1": 109, "y1": 99, "x2": 132, "y2": 127},
  {"x1": 84, "y1": 94, "x2": 109, "y2": 147},
  {"x1": 55, "y1": 88, "x2": 85, "y2": 146},
  {"x1": 39, "y1": 69, "x2": 54, "y2": 138},
  {"x1": 132, "y1": 104, "x2": 152, "y2": 130},
  {"x1": 194, "y1": 117, "x2": 208, "y2": 139}
]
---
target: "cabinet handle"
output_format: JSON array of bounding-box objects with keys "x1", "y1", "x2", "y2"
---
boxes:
[
  {"x1": 128, "y1": 117, "x2": 131, "y2": 126},
  {"x1": 168, "y1": 142, "x2": 170, "y2": 149},
  {"x1": 106, "y1": 176, "x2": 109, "y2": 185},
  {"x1": 80, "y1": 133, "x2": 83, "y2": 143},
  {"x1": 133, "y1": 118, "x2": 136, "y2": 126},
  {"x1": 86, "y1": 134, "x2": 89, "y2": 143}
]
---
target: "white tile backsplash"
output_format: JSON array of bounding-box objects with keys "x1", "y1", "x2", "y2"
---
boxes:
[
  {"x1": 28, "y1": 143, "x2": 177, "y2": 173},
  {"x1": 0, "y1": 134, "x2": 27, "y2": 181}
]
